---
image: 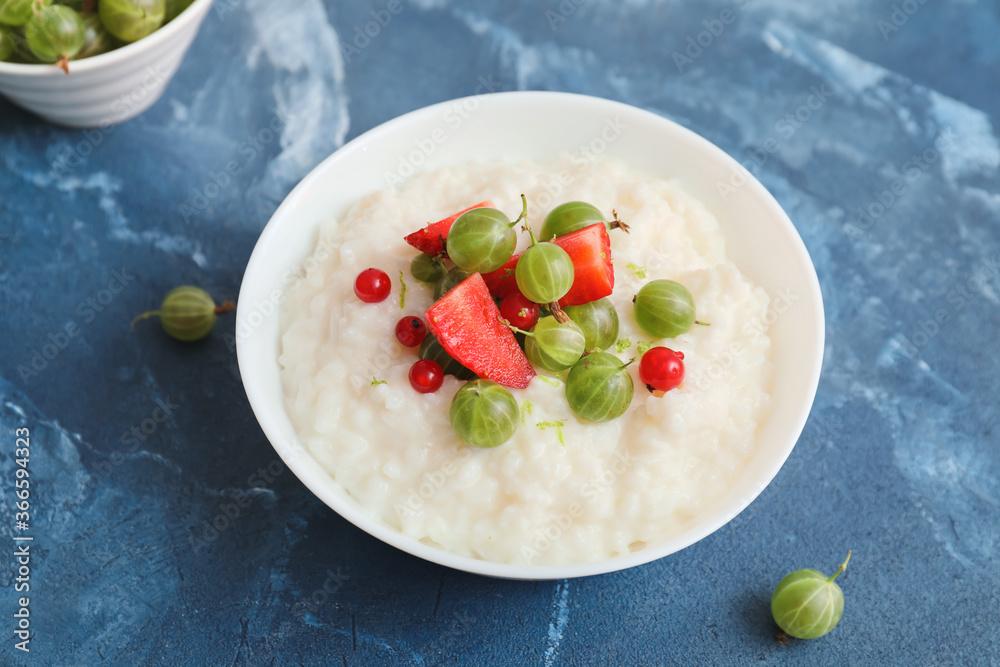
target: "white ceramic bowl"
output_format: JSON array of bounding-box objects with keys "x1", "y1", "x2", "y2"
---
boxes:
[
  {"x1": 237, "y1": 91, "x2": 825, "y2": 580},
  {"x1": 0, "y1": 0, "x2": 213, "y2": 127}
]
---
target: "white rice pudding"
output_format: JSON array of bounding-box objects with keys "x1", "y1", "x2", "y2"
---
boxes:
[{"x1": 279, "y1": 157, "x2": 773, "y2": 566}]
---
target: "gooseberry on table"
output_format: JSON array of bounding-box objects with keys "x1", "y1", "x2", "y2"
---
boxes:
[
  {"x1": 771, "y1": 551, "x2": 852, "y2": 640},
  {"x1": 131, "y1": 285, "x2": 235, "y2": 342}
]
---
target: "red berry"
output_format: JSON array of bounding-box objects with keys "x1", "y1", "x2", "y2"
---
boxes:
[
  {"x1": 639, "y1": 347, "x2": 685, "y2": 393},
  {"x1": 499, "y1": 292, "x2": 540, "y2": 330},
  {"x1": 409, "y1": 359, "x2": 444, "y2": 393},
  {"x1": 395, "y1": 316, "x2": 427, "y2": 347},
  {"x1": 354, "y1": 268, "x2": 391, "y2": 303}
]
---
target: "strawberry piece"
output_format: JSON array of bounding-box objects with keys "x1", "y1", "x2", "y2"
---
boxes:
[
  {"x1": 553, "y1": 223, "x2": 614, "y2": 307},
  {"x1": 425, "y1": 273, "x2": 535, "y2": 389},
  {"x1": 481, "y1": 251, "x2": 522, "y2": 299},
  {"x1": 404, "y1": 200, "x2": 495, "y2": 256}
]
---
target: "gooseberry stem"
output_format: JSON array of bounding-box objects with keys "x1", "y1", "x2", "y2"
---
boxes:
[
  {"x1": 827, "y1": 550, "x2": 852, "y2": 583},
  {"x1": 549, "y1": 302, "x2": 569, "y2": 324},
  {"x1": 695, "y1": 320, "x2": 710, "y2": 326},
  {"x1": 130, "y1": 310, "x2": 161, "y2": 329},
  {"x1": 509, "y1": 194, "x2": 528, "y2": 228},
  {"x1": 610, "y1": 209, "x2": 631, "y2": 234},
  {"x1": 214, "y1": 300, "x2": 236, "y2": 315},
  {"x1": 502, "y1": 318, "x2": 534, "y2": 337}
]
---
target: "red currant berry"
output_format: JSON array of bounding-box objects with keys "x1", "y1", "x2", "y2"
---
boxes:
[
  {"x1": 500, "y1": 292, "x2": 540, "y2": 330},
  {"x1": 395, "y1": 316, "x2": 428, "y2": 347},
  {"x1": 354, "y1": 268, "x2": 391, "y2": 303},
  {"x1": 409, "y1": 359, "x2": 444, "y2": 393},
  {"x1": 639, "y1": 347, "x2": 685, "y2": 393}
]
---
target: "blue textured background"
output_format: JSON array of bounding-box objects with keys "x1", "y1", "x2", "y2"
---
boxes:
[{"x1": 1, "y1": 0, "x2": 998, "y2": 664}]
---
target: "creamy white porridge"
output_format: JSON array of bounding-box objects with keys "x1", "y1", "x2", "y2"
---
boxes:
[{"x1": 278, "y1": 157, "x2": 773, "y2": 566}]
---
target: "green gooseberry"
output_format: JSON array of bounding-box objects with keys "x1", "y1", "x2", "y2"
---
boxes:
[
  {"x1": 771, "y1": 551, "x2": 851, "y2": 640},
  {"x1": 0, "y1": 25, "x2": 15, "y2": 60},
  {"x1": 449, "y1": 379, "x2": 519, "y2": 448},
  {"x1": 563, "y1": 298, "x2": 619, "y2": 352},
  {"x1": 522, "y1": 316, "x2": 586, "y2": 372},
  {"x1": 564, "y1": 352, "x2": 634, "y2": 422},
  {"x1": 24, "y1": 3, "x2": 84, "y2": 67},
  {"x1": 75, "y1": 12, "x2": 115, "y2": 59},
  {"x1": 633, "y1": 279, "x2": 707, "y2": 339},
  {"x1": 0, "y1": 0, "x2": 49, "y2": 27},
  {"x1": 164, "y1": 0, "x2": 193, "y2": 22},
  {"x1": 514, "y1": 225, "x2": 574, "y2": 305},
  {"x1": 131, "y1": 286, "x2": 235, "y2": 342},
  {"x1": 444, "y1": 194, "x2": 526, "y2": 274},
  {"x1": 540, "y1": 201, "x2": 630, "y2": 240},
  {"x1": 410, "y1": 253, "x2": 446, "y2": 284},
  {"x1": 99, "y1": 0, "x2": 164, "y2": 43}
]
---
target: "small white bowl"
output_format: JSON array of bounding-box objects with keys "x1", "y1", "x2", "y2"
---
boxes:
[
  {"x1": 0, "y1": 0, "x2": 213, "y2": 127},
  {"x1": 237, "y1": 92, "x2": 825, "y2": 580}
]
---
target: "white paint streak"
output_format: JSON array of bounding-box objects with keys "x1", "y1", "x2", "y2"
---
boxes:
[
  {"x1": 245, "y1": 0, "x2": 350, "y2": 196},
  {"x1": 543, "y1": 580, "x2": 571, "y2": 667},
  {"x1": 21, "y1": 169, "x2": 207, "y2": 268}
]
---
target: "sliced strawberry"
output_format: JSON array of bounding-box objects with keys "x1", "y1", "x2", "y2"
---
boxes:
[
  {"x1": 554, "y1": 223, "x2": 614, "y2": 307},
  {"x1": 481, "y1": 251, "x2": 522, "y2": 299},
  {"x1": 425, "y1": 273, "x2": 535, "y2": 389},
  {"x1": 404, "y1": 200, "x2": 495, "y2": 256}
]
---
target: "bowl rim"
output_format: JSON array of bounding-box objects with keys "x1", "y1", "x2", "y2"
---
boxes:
[
  {"x1": 0, "y1": 0, "x2": 214, "y2": 76},
  {"x1": 237, "y1": 90, "x2": 825, "y2": 580}
]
